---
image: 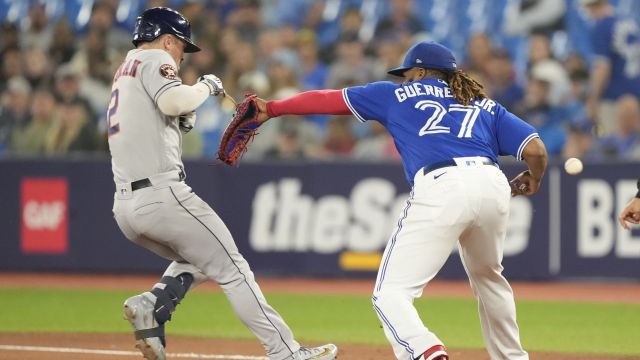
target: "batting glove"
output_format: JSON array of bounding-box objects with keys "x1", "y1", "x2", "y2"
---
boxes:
[
  {"x1": 179, "y1": 111, "x2": 196, "y2": 133},
  {"x1": 198, "y1": 74, "x2": 224, "y2": 96}
]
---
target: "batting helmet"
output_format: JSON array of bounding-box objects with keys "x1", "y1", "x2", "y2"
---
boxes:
[{"x1": 132, "y1": 7, "x2": 200, "y2": 53}]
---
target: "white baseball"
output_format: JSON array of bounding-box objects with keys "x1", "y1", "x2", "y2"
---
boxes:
[{"x1": 564, "y1": 157, "x2": 583, "y2": 175}]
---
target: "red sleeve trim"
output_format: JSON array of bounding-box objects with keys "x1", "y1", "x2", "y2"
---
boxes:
[{"x1": 266, "y1": 89, "x2": 352, "y2": 118}]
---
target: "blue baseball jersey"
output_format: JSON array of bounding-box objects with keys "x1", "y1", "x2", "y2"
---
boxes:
[
  {"x1": 343, "y1": 78, "x2": 539, "y2": 185},
  {"x1": 591, "y1": 15, "x2": 640, "y2": 99}
]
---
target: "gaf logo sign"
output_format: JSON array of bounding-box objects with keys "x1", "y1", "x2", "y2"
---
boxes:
[{"x1": 20, "y1": 178, "x2": 68, "y2": 254}]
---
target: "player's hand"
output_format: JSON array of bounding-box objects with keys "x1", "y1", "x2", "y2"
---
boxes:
[
  {"x1": 255, "y1": 97, "x2": 270, "y2": 123},
  {"x1": 509, "y1": 170, "x2": 541, "y2": 197},
  {"x1": 618, "y1": 197, "x2": 640, "y2": 230},
  {"x1": 198, "y1": 74, "x2": 224, "y2": 96},
  {"x1": 179, "y1": 111, "x2": 196, "y2": 133}
]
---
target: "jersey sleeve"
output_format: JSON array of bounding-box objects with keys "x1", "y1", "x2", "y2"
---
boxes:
[
  {"x1": 342, "y1": 81, "x2": 396, "y2": 124},
  {"x1": 495, "y1": 104, "x2": 540, "y2": 160},
  {"x1": 139, "y1": 50, "x2": 182, "y2": 105}
]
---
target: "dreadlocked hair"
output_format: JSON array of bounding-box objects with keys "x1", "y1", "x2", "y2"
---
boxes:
[
  {"x1": 425, "y1": 69, "x2": 487, "y2": 106},
  {"x1": 447, "y1": 70, "x2": 487, "y2": 106}
]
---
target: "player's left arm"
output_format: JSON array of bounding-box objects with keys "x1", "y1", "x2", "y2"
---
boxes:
[
  {"x1": 255, "y1": 82, "x2": 394, "y2": 123},
  {"x1": 255, "y1": 89, "x2": 352, "y2": 123}
]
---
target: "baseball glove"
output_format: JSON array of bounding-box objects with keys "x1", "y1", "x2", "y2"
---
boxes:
[{"x1": 217, "y1": 94, "x2": 262, "y2": 166}]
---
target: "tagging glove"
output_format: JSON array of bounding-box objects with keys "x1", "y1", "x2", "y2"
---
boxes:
[{"x1": 217, "y1": 95, "x2": 263, "y2": 165}]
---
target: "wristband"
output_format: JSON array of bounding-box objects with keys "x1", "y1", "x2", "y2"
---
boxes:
[{"x1": 636, "y1": 178, "x2": 640, "y2": 198}]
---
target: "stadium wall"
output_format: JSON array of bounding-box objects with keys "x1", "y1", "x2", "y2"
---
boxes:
[{"x1": 0, "y1": 159, "x2": 638, "y2": 280}]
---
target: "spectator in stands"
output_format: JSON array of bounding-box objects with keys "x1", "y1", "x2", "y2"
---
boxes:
[
  {"x1": 0, "y1": 22, "x2": 19, "y2": 69},
  {"x1": 10, "y1": 88, "x2": 56, "y2": 155},
  {"x1": 581, "y1": 0, "x2": 640, "y2": 136},
  {"x1": 87, "y1": 1, "x2": 131, "y2": 51},
  {"x1": 19, "y1": 3, "x2": 53, "y2": 51},
  {"x1": 503, "y1": 0, "x2": 566, "y2": 37},
  {"x1": 226, "y1": 0, "x2": 262, "y2": 42},
  {"x1": 516, "y1": 76, "x2": 568, "y2": 155},
  {"x1": 222, "y1": 40, "x2": 269, "y2": 100},
  {"x1": 485, "y1": 49, "x2": 525, "y2": 110},
  {"x1": 527, "y1": 35, "x2": 572, "y2": 107},
  {"x1": 49, "y1": 19, "x2": 77, "y2": 66},
  {"x1": 374, "y1": 0, "x2": 423, "y2": 45},
  {"x1": 45, "y1": 98, "x2": 99, "y2": 155},
  {"x1": 352, "y1": 121, "x2": 400, "y2": 161},
  {"x1": 465, "y1": 32, "x2": 493, "y2": 76},
  {"x1": 70, "y1": 28, "x2": 118, "y2": 85},
  {"x1": 318, "y1": 116, "x2": 357, "y2": 159},
  {"x1": 591, "y1": 95, "x2": 640, "y2": 160},
  {"x1": 563, "y1": 118, "x2": 595, "y2": 159},
  {"x1": 0, "y1": 77, "x2": 31, "y2": 153},
  {"x1": 297, "y1": 30, "x2": 329, "y2": 91},
  {"x1": 23, "y1": 47, "x2": 52, "y2": 89},
  {"x1": 267, "y1": 49, "x2": 302, "y2": 99},
  {"x1": 327, "y1": 33, "x2": 376, "y2": 89},
  {"x1": 372, "y1": 34, "x2": 405, "y2": 82},
  {"x1": 53, "y1": 63, "x2": 93, "y2": 118},
  {"x1": 1, "y1": 48, "x2": 22, "y2": 88},
  {"x1": 264, "y1": 118, "x2": 306, "y2": 160}
]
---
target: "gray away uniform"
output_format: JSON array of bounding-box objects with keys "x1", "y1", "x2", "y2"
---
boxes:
[{"x1": 108, "y1": 48, "x2": 301, "y2": 360}]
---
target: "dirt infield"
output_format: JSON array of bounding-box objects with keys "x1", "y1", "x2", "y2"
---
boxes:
[{"x1": 1, "y1": 273, "x2": 639, "y2": 360}]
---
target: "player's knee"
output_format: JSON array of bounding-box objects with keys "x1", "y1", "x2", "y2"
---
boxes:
[
  {"x1": 151, "y1": 273, "x2": 193, "y2": 324},
  {"x1": 466, "y1": 263, "x2": 503, "y2": 279}
]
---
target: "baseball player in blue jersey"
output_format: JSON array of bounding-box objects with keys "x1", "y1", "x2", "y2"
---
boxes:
[{"x1": 253, "y1": 41, "x2": 548, "y2": 360}]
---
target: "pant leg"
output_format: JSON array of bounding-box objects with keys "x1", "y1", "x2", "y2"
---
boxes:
[
  {"x1": 372, "y1": 171, "x2": 472, "y2": 360},
  {"x1": 121, "y1": 182, "x2": 299, "y2": 360},
  {"x1": 458, "y1": 168, "x2": 528, "y2": 360}
]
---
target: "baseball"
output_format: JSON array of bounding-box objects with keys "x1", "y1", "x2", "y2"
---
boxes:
[{"x1": 564, "y1": 157, "x2": 583, "y2": 175}]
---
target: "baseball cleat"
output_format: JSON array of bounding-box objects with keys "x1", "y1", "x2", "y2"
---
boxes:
[
  {"x1": 123, "y1": 294, "x2": 166, "y2": 360},
  {"x1": 289, "y1": 344, "x2": 338, "y2": 360},
  {"x1": 420, "y1": 344, "x2": 448, "y2": 360}
]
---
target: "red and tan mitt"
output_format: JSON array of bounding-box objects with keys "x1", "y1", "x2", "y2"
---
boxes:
[{"x1": 217, "y1": 95, "x2": 263, "y2": 166}]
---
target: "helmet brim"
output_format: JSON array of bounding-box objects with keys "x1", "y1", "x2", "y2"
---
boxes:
[{"x1": 179, "y1": 36, "x2": 200, "y2": 53}]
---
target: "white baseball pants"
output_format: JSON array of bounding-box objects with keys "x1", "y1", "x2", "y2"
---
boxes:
[
  {"x1": 113, "y1": 172, "x2": 300, "y2": 360},
  {"x1": 372, "y1": 162, "x2": 528, "y2": 360}
]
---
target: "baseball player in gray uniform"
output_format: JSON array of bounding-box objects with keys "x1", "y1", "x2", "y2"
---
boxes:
[{"x1": 108, "y1": 7, "x2": 337, "y2": 360}]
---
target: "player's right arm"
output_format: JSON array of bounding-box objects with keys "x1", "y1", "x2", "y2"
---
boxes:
[
  {"x1": 511, "y1": 137, "x2": 547, "y2": 196},
  {"x1": 494, "y1": 104, "x2": 548, "y2": 196}
]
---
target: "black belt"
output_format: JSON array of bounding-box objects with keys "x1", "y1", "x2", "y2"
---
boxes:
[
  {"x1": 130, "y1": 170, "x2": 185, "y2": 192},
  {"x1": 423, "y1": 158, "x2": 497, "y2": 175},
  {"x1": 131, "y1": 178, "x2": 152, "y2": 191}
]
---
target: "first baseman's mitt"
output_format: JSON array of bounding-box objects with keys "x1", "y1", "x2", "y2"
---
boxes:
[{"x1": 217, "y1": 95, "x2": 262, "y2": 166}]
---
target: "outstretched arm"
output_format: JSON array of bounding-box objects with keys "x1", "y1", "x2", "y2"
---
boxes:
[{"x1": 255, "y1": 89, "x2": 352, "y2": 122}]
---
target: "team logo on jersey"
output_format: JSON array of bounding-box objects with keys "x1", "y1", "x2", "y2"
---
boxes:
[{"x1": 159, "y1": 64, "x2": 178, "y2": 80}]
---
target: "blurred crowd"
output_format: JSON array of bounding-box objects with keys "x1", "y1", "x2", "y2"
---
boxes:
[{"x1": 0, "y1": 0, "x2": 639, "y2": 162}]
